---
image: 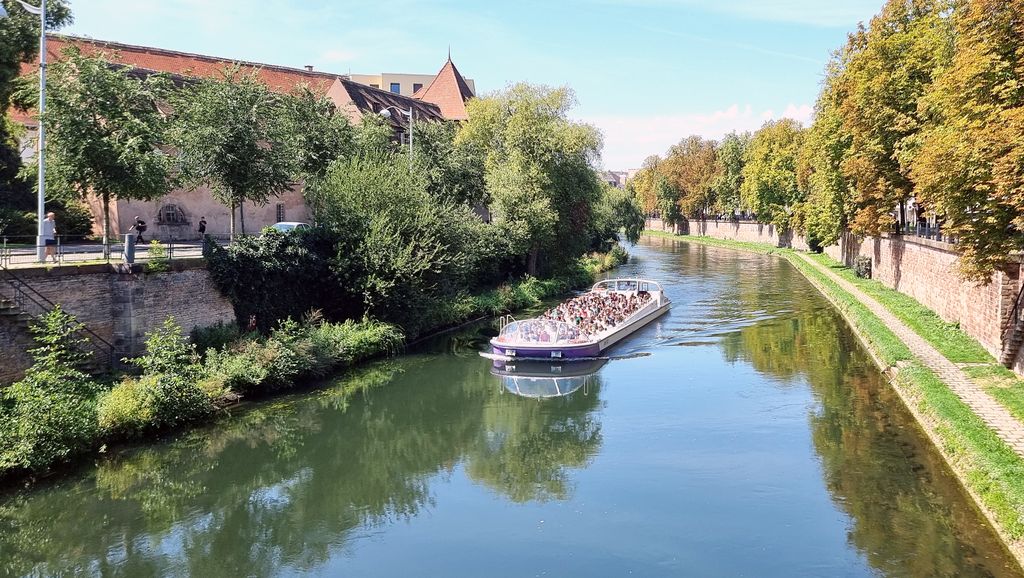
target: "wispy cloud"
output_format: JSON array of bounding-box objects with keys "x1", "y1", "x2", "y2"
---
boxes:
[
  {"x1": 579, "y1": 0, "x2": 879, "y2": 27},
  {"x1": 585, "y1": 103, "x2": 813, "y2": 169}
]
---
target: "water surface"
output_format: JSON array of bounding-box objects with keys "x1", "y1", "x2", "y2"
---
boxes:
[{"x1": 1, "y1": 237, "x2": 1020, "y2": 577}]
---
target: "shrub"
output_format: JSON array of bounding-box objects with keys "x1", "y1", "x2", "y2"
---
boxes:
[
  {"x1": 190, "y1": 321, "x2": 242, "y2": 356},
  {"x1": 145, "y1": 240, "x2": 169, "y2": 273},
  {"x1": 98, "y1": 317, "x2": 212, "y2": 437},
  {"x1": 0, "y1": 307, "x2": 102, "y2": 475}
]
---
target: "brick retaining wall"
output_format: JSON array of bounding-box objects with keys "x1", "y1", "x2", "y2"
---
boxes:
[{"x1": 0, "y1": 261, "x2": 235, "y2": 383}]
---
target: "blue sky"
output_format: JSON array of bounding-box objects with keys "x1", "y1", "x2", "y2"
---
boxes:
[{"x1": 63, "y1": 0, "x2": 882, "y2": 169}]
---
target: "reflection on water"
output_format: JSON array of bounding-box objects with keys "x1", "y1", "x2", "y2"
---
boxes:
[
  {"x1": 0, "y1": 237, "x2": 1021, "y2": 577},
  {"x1": 491, "y1": 358, "x2": 606, "y2": 398}
]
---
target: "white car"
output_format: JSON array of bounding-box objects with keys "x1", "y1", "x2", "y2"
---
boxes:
[{"x1": 268, "y1": 222, "x2": 311, "y2": 233}]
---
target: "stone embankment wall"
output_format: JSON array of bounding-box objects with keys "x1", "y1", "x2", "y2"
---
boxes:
[
  {"x1": 646, "y1": 217, "x2": 1024, "y2": 370},
  {"x1": 0, "y1": 260, "x2": 235, "y2": 383}
]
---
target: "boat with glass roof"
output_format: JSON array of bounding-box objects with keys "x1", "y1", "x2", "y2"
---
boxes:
[{"x1": 487, "y1": 278, "x2": 670, "y2": 360}]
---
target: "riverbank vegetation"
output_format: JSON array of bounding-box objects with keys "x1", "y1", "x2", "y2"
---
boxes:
[{"x1": 634, "y1": 0, "x2": 1024, "y2": 279}]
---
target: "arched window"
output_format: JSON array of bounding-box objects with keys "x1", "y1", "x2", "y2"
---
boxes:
[{"x1": 158, "y1": 204, "x2": 188, "y2": 225}]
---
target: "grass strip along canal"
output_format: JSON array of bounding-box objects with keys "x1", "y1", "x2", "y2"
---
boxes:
[{"x1": 644, "y1": 228, "x2": 1024, "y2": 566}]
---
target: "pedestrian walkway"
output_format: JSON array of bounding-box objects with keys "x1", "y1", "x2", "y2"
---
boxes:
[{"x1": 795, "y1": 252, "x2": 1024, "y2": 458}]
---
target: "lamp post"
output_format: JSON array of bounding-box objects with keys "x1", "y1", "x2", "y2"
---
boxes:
[
  {"x1": 0, "y1": 0, "x2": 48, "y2": 262},
  {"x1": 378, "y1": 106, "x2": 413, "y2": 169}
]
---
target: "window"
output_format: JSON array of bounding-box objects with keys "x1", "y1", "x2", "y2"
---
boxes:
[
  {"x1": 413, "y1": 83, "x2": 423, "y2": 93},
  {"x1": 276, "y1": 203, "x2": 286, "y2": 222},
  {"x1": 389, "y1": 82, "x2": 401, "y2": 94},
  {"x1": 158, "y1": 204, "x2": 188, "y2": 225}
]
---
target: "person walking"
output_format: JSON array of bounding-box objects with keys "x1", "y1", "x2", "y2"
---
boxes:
[
  {"x1": 197, "y1": 216, "x2": 207, "y2": 236},
  {"x1": 128, "y1": 215, "x2": 147, "y2": 243},
  {"x1": 41, "y1": 211, "x2": 57, "y2": 263}
]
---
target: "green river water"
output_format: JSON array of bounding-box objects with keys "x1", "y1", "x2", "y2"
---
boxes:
[{"x1": 1, "y1": 236, "x2": 1021, "y2": 577}]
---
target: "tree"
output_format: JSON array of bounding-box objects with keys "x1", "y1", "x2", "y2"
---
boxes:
[
  {"x1": 834, "y1": 0, "x2": 954, "y2": 234},
  {"x1": 909, "y1": 0, "x2": 1024, "y2": 280},
  {"x1": 798, "y1": 52, "x2": 855, "y2": 249},
  {"x1": 630, "y1": 155, "x2": 662, "y2": 214},
  {"x1": 713, "y1": 132, "x2": 750, "y2": 216},
  {"x1": 661, "y1": 135, "x2": 719, "y2": 218},
  {"x1": 741, "y1": 119, "x2": 805, "y2": 228},
  {"x1": 281, "y1": 86, "x2": 354, "y2": 193},
  {"x1": 458, "y1": 84, "x2": 602, "y2": 276},
  {"x1": 170, "y1": 68, "x2": 296, "y2": 239},
  {"x1": 413, "y1": 120, "x2": 487, "y2": 207},
  {"x1": 0, "y1": 0, "x2": 72, "y2": 115},
  {"x1": 655, "y1": 175, "x2": 683, "y2": 229},
  {"x1": 39, "y1": 48, "x2": 171, "y2": 244}
]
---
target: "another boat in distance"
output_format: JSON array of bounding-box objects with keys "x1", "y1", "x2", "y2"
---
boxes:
[{"x1": 487, "y1": 278, "x2": 670, "y2": 360}]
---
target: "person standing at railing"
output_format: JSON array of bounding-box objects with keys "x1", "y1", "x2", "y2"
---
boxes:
[{"x1": 41, "y1": 212, "x2": 57, "y2": 263}]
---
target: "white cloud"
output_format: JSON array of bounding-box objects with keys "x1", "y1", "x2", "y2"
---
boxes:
[
  {"x1": 585, "y1": 103, "x2": 813, "y2": 170},
  {"x1": 582, "y1": 0, "x2": 880, "y2": 27}
]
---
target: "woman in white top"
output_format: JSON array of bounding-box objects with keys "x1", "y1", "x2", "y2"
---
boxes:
[{"x1": 41, "y1": 212, "x2": 57, "y2": 263}]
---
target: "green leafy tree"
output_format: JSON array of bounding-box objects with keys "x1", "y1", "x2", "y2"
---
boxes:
[
  {"x1": 655, "y1": 174, "x2": 683, "y2": 229},
  {"x1": 170, "y1": 68, "x2": 296, "y2": 239},
  {"x1": 713, "y1": 132, "x2": 750, "y2": 216},
  {"x1": 740, "y1": 118, "x2": 805, "y2": 229},
  {"x1": 834, "y1": 0, "x2": 954, "y2": 234},
  {"x1": 282, "y1": 86, "x2": 354, "y2": 192},
  {"x1": 458, "y1": 83, "x2": 602, "y2": 276},
  {"x1": 414, "y1": 120, "x2": 486, "y2": 206},
  {"x1": 661, "y1": 135, "x2": 720, "y2": 217},
  {"x1": 798, "y1": 52, "x2": 855, "y2": 249},
  {"x1": 37, "y1": 48, "x2": 171, "y2": 244},
  {"x1": 909, "y1": 0, "x2": 1024, "y2": 280}
]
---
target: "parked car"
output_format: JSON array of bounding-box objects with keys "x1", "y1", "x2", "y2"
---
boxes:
[{"x1": 267, "y1": 222, "x2": 311, "y2": 233}]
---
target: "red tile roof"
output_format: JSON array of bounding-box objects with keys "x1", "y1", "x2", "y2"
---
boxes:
[
  {"x1": 21, "y1": 35, "x2": 340, "y2": 94},
  {"x1": 413, "y1": 58, "x2": 475, "y2": 120}
]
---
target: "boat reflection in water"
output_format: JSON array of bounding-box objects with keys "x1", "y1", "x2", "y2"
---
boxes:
[{"x1": 491, "y1": 358, "x2": 607, "y2": 399}]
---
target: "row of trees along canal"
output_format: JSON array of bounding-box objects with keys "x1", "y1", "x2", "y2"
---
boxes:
[{"x1": 633, "y1": 0, "x2": 1024, "y2": 281}]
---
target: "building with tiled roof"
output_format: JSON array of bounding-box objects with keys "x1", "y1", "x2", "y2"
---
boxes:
[
  {"x1": 11, "y1": 35, "x2": 474, "y2": 240},
  {"x1": 412, "y1": 57, "x2": 476, "y2": 121}
]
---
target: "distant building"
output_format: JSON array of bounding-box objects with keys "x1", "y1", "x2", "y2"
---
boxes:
[
  {"x1": 600, "y1": 171, "x2": 630, "y2": 189},
  {"x1": 350, "y1": 70, "x2": 475, "y2": 99},
  {"x1": 12, "y1": 35, "x2": 477, "y2": 240}
]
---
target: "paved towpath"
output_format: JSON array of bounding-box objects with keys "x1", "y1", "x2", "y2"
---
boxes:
[{"x1": 794, "y1": 252, "x2": 1024, "y2": 458}]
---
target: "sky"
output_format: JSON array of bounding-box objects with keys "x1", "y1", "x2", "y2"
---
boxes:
[{"x1": 61, "y1": 0, "x2": 882, "y2": 170}]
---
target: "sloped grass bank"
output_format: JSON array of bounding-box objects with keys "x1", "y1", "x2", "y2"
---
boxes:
[{"x1": 643, "y1": 230, "x2": 1024, "y2": 563}]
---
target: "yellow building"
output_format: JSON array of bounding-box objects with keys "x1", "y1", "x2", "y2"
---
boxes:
[{"x1": 349, "y1": 72, "x2": 475, "y2": 98}]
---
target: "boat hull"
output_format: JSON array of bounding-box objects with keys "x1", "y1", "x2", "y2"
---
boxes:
[{"x1": 489, "y1": 301, "x2": 670, "y2": 360}]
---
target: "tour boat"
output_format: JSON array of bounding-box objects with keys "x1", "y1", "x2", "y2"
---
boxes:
[{"x1": 486, "y1": 278, "x2": 670, "y2": 361}]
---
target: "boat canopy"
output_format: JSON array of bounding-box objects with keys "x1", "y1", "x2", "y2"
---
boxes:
[
  {"x1": 591, "y1": 278, "x2": 664, "y2": 293},
  {"x1": 493, "y1": 318, "x2": 588, "y2": 346}
]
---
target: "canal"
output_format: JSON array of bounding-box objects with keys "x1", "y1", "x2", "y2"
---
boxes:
[{"x1": 1, "y1": 236, "x2": 1021, "y2": 577}]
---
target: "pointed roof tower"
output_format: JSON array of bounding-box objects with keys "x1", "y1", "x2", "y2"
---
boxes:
[{"x1": 413, "y1": 55, "x2": 475, "y2": 120}]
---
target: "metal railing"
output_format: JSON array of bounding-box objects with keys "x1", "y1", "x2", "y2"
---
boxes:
[
  {"x1": 0, "y1": 262, "x2": 115, "y2": 370},
  {"x1": 0, "y1": 234, "x2": 223, "y2": 268}
]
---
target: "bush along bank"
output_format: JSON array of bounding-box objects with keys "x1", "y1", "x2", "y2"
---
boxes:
[
  {"x1": 643, "y1": 229, "x2": 1024, "y2": 562},
  {"x1": 0, "y1": 247, "x2": 626, "y2": 484}
]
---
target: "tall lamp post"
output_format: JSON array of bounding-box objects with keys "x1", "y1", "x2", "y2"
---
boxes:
[
  {"x1": 0, "y1": 0, "x2": 48, "y2": 262},
  {"x1": 378, "y1": 106, "x2": 413, "y2": 169}
]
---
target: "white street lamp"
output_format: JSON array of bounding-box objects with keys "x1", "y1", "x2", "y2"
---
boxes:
[
  {"x1": 378, "y1": 106, "x2": 413, "y2": 169},
  {"x1": 1, "y1": 0, "x2": 48, "y2": 262}
]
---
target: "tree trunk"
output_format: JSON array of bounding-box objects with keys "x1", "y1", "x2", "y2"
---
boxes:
[
  {"x1": 898, "y1": 198, "x2": 907, "y2": 235},
  {"x1": 239, "y1": 202, "x2": 246, "y2": 236},
  {"x1": 527, "y1": 245, "x2": 539, "y2": 277},
  {"x1": 229, "y1": 201, "x2": 236, "y2": 241}
]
